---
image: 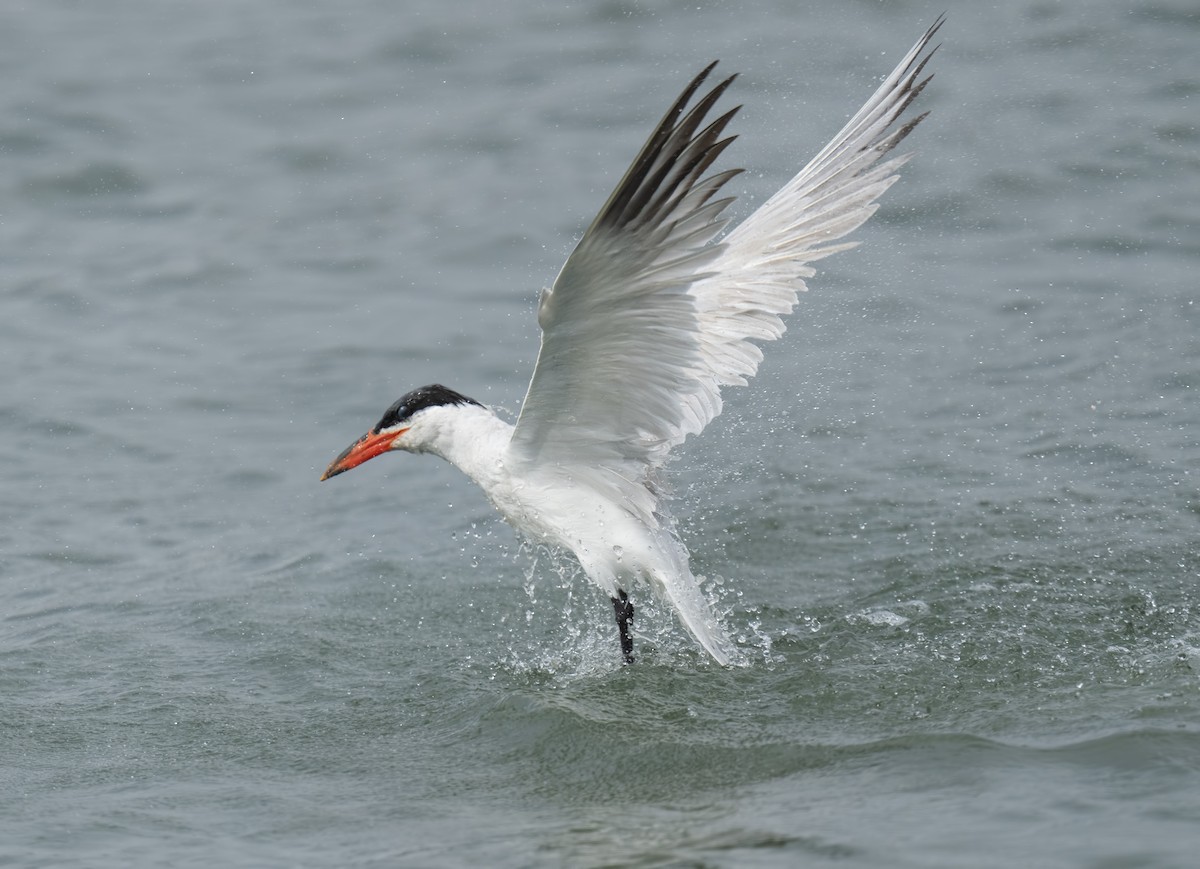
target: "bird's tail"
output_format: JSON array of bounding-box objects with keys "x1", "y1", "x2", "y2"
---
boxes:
[
  {"x1": 662, "y1": 575, "x2": 740, "y2": 666},
  {"x1": 651, "y1": 536, "x2": 742, "y2": 666}
]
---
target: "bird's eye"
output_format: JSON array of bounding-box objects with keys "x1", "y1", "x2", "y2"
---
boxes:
[{"x1": 373, "y1": 400, "x2": 408, "y2": 434}]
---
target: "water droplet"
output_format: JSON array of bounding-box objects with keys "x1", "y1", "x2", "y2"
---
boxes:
[{"x1": 612, "y1": 545, "x2": 624, "y2": 562}]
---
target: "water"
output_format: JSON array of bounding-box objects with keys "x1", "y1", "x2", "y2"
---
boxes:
[{"x1": 3, "y1": 1, "x2": 1198, "y2": 866}]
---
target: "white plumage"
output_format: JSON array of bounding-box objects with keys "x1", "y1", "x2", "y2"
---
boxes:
[{"x1": 322, "y1": 19, "x2": 942, "y2": 665}]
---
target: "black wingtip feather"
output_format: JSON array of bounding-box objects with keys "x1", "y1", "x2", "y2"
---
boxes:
[{"x1": 590, "y1": 63, "x2": 743, "y2": 238}]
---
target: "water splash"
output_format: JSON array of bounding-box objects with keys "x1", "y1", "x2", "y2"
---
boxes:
[{"x1": 494, "y1": 540, "x2": 767, "y2": 678}]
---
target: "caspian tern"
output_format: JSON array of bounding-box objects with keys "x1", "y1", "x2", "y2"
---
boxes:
[{"x1": 322, "y1": 19, "x2": 942, "y2": 665}]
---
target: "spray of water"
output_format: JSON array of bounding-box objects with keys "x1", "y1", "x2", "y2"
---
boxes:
[{"x1": 484, "y1": 535, "x2": 779, "y2": 678}]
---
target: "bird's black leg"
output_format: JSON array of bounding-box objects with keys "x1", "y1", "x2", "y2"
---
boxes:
[{"x1": 611, "y1": 589, "x2": 635, "y2": 664}]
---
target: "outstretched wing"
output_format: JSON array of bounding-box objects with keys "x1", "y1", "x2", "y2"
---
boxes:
[
  {"x1": 691, "y1": 17, "x2": 942, "y2": 398},
  {"x1": 508, "y1": 19, "x2": 942, "y2": 511},
  {"x1": 510, "y1": 61, "x2": 743, "y2": 474}
]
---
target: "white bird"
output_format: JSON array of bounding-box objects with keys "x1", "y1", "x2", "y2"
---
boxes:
[{"x1": 321, "y1": 19, "x2": 942, "y2": 665}]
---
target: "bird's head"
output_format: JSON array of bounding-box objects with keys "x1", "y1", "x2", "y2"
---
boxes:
[{"x1": 320, "y1": 384, "x2": 482, "y2": 480}]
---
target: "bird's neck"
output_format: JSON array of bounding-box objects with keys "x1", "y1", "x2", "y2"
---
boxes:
[{"x1": 419, "y1": 403, "x2": 514, "y2": 488}]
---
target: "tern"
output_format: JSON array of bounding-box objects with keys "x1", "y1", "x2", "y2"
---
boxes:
[{"x1": 321, "y1": 19, "x2": 942, "y2": 665}]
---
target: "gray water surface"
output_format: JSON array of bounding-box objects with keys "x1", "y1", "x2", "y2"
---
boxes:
[{"x1": 3, "y1": 2, "x2": 1199, "y2": 867}]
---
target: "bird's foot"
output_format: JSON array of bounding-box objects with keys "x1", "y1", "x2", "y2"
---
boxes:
[{"x1": 611, "y1": 589, "x2": 635, "y2": 664}]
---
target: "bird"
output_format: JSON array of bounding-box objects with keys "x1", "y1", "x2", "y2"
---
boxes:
[{"x1": 321, "y1": 18, "x2": 942, "y2": 666}]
